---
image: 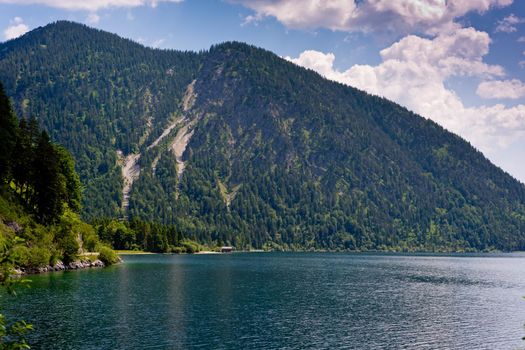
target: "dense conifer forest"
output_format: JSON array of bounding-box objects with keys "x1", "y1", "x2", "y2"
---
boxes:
[
  {"x1": 2, "y1": 21, "x2": 525, "y2": 252},
  {"x1": 0, "y1": 81, "x2": 123, "y2": 271}
]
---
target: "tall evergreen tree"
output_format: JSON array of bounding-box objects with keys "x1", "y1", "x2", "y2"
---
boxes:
[
  {"x1": 33, "y1": 131, "x2": 66, "y2": 224},
  {"x1": 11, "y1": 119, "x2": 32, "y2": 200},
  {"x1": 54, "y1": 145, "x2": 82, "y2": 213},
  {"x1": 0, "y1": 82, "x2": 18, "y2": 182}
]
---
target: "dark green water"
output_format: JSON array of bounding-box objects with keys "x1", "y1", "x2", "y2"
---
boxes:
[{"x1": 3, "y1": 253, "x2": 525, "y2": 349}]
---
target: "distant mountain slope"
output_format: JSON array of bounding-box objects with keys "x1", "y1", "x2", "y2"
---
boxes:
[
  {"x1": 1, "y1": 21, "x2": 525, "y2": 251},
  {"x1": 0, "y1": 21, "x2": 200, "y2": 218}
]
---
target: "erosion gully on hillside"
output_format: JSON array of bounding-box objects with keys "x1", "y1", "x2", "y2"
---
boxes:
[{"x1": 118, "y1": 80, "x2": 198, "y2": 214}]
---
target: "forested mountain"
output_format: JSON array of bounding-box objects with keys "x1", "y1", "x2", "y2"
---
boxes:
[
  {"x1": 0, "y1": 81, "x2": 119, "y2": 270},
  {"x1": 1, "y1": 21, "x2": 525, "y2": 251},
  {"x1": 0, "y1": 21, "x2": 200, "y2": 218}
]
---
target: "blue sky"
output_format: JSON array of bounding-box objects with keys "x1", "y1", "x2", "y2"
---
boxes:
[{"x1": 1, "y1": 0, "x2": 525, "y2": 182}]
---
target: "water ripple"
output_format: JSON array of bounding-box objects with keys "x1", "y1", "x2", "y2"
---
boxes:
[{"x1": 2, "y1": 253, "x2": 525, "y2": 349}]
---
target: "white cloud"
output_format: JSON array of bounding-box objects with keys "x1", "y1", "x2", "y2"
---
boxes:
[
  {"x1": 236, "y1": 0, "x2": 357, "y2": 31},
  {"x1": 0, "y1": 0, "x2": 183, "y2": 11},
  {"x1": 86, "y1": 13, "x2": 101, "y2": 24},
  {"x1": 477, "y1": 79, "x2": 525, "y2": 99},
  {"x1": 495, "y1": 14, "x2": 524, "y2": 33},
  {"x1": 286, "y1": 27, "x2": 525, "y2": 155},
  {"x1": 519, "y1": 36, "x2": 525, "y2": 42},
  {"x1": 241, "y1": 13, "x2": 263, "y2": 27},
  {"x1": 233, "y1": 0, "x2": 513, "y2": 34},
  {"x1": 151, "y1": 38, "x2": 165, "y2": 48},
  {"x1": 3, "y1": 17, "x2": 29, "y2": 40}
]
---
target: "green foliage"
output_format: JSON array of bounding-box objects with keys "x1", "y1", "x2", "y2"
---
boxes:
[
  {"x1": 55, "y1": 210, "x2": 83, "y2": 264},
  {"x1": 26, "y1": 247, "x2": 51, "y2": 268},
  {"x1": 0, "y1": 189, "x2": 91, "y2": 269},
  {"x1": 0, "y1": 184, "x2": 111, "y2": 270},
  {"x1": 0, "y1": 128, "x2": 102, "y2": 270},
  {"x1": 95, "y1": 220, "x2": 135, "y2": 250},
  {"x1": 2, "y1": 115, "x2": 82, "y2": 225},
  {"x1": 170, "y1": 246, "x2": 185, "y2": 254},
  {"x1": 0, "y1": 315, "x2": 33, "y2": 350},
  {"x1": 97, "y1": 245, "x2": 119, "y2": 265},
  {"x1": 9, "y1": 246, "x2": 30, "y2": 268},
  {"x1": 33, "y1": 131, "x2": 68, "y2": 224},
  {"x1": 0, "y1": 233, "x2": 32, "y2": 349},
  {"x1": 0, "y1": 98, "x2": 85, "y2": 272},
  {"x1": 180, "y1": 239, "x2": 201, "y2": 254},
  {"x1": 93, "y1": 218, "x2": 206, "y2": 253},
  {"x1": 81, "y1": 224, "x2": 99, "y2": 252},
  {"x1": 0, "y1": 69, "x2": 99, "y2": 269},
  {"x1": 0, "y1": 82, "x2": 18, "y2": 183},
  {"x1": 54, "y1": 146, "x2": 82, "y2": 213}
]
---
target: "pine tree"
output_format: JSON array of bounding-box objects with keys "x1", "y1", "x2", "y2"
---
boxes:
[
  {"x1": 12, "y1": 119, "x2": 32, "y2": 200},
  {"x1": 0, "y1": 82, "x2": 18, "y2": 182},
  {"x1": 54, "y1": 145, "x2": 82, "y2": 213},
  {"x1": 33, "y1": 131, "x2": 66, "y2": 224}
]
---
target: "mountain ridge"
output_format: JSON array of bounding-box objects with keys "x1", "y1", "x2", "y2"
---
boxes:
[{"x1": 1, "y1": 21, "x2": 525, "y2": 251}]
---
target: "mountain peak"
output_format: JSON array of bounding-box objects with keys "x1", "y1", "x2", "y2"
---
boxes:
[
  {"x1": 1, "y1": 23, "x2": 525, "y2": 251},
  {"x1": 2, "y1": 20, "x2": 146, "y2": 54},
  {"x1": 19, "y1": 20, "x2": 103, "y2": 40}
]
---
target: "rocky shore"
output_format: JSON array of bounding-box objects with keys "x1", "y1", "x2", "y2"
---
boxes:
[{"x1": 14, "y1": 259, "x2": 106, "y2": 275}]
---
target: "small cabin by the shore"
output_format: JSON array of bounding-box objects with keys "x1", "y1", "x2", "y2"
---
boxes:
[{"x1": 221, "y1": 246, "x2": 234, "y2": 253}]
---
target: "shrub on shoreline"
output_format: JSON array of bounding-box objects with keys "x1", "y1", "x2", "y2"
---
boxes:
[{"x1": 97, "y1": 245, "x2": 119, "y2": 265}]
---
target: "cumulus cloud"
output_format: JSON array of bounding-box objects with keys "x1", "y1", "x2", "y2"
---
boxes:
[
  {"x1": 3, "y1": 17, "x2": 29, "y2": 40},
  {"x1": 495, "y1": 14, "x2": 524, "y2": 33},
  {"x1": 86, "y1": 13, "x2": 101, "y2": 24},
  {"x1": 236, "y1": 0, "x2": 357, "y2": 31},
  {"x1": 232, "y1": 0, "x2": 513, "y2": 34},
  {"x1": 0, "y1": 0, "x2": 183, "y2": 11},
  {"x1": 477, "y1": 79, "x2": 525, "y2": 99},
  {"x1": 286, "y1": 27, "x2": 525, "y2": 153},
  {"x1": 150, "y1": 38, "x2": 165, "y2": 48}
]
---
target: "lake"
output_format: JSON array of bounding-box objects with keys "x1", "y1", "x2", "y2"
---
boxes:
[{"x1": 3, "y1": 253, "x2": 525, "y2": 349}]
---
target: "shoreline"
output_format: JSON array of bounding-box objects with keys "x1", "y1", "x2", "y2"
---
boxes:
[
  {"x1": 14, "y1": 258, "x2": 106, "y2": 276},
  {"x1": 118, "y1": 249, "x2": 522, "y2": 256},
  {"x1": 117, "y1": 250, "x2": 268, "y2": 255},
  {"x1": 115, "y1": 250, "x2": 157, "y2": 255}
]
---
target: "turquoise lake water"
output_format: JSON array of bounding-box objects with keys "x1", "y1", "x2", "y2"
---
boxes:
[{"x1": 3, "y1": 252, "x2": 525, "y2": 349}]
